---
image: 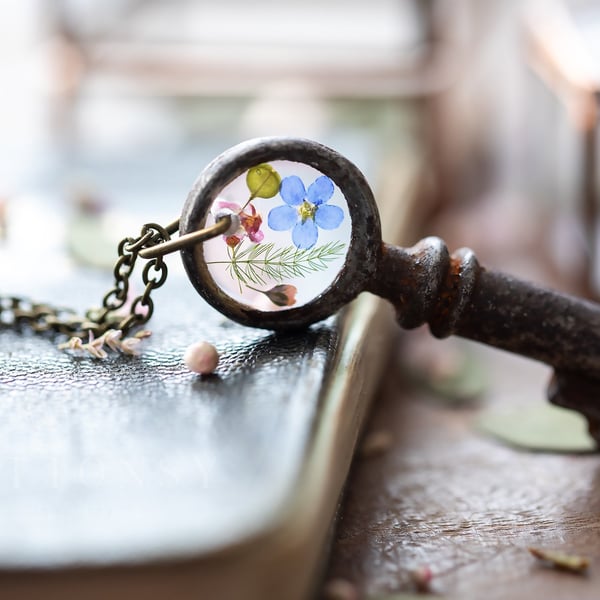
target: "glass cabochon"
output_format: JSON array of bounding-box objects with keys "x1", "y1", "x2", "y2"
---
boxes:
[{"x1": 202, "y1": 160, "x2": 352, "y2": 311}]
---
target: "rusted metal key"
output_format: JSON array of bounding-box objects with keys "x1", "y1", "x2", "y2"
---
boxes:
[{"x1": 368, "y1": 238, "x2": 600, "y2": 442}]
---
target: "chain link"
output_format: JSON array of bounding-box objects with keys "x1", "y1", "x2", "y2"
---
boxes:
[{"x1": 0, "y1": 222, "x2": 172, "y2": 339}]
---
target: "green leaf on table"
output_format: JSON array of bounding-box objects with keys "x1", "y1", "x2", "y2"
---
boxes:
[
  {"x1": 477, "y1": 404, "x2": 595, "y2": 453},
  {"x1": 406, "y1": 346, "x2": 488, "y2": 406},
  {"x1": 426, "y1": 354, "x2": 487, "y2": 405}
]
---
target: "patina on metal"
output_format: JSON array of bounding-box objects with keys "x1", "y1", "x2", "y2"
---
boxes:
[{"x1": 365, "y1": 238, "x2": 600, "y2": 442}]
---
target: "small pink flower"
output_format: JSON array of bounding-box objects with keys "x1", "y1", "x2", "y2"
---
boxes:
[{"x1": 218, "y1": 201, "x2": 264, "y2": 248}]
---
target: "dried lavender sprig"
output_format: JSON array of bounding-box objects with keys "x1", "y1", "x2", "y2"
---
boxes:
[{"x1": 58, "y1": 329, "x2": 151, "y2": 358}]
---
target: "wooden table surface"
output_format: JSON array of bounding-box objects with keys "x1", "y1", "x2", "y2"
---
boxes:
[
  {"x1": 324, "y1": 322, "x2": 600, "y2": 600},
  {"x1": 316, "y1": 2, "x2": 600, "y2": 592}
]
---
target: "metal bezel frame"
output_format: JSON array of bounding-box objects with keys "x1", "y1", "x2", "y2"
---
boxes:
[{"x1": 179, "y1": 137, "x2": 381, "y2": 330}]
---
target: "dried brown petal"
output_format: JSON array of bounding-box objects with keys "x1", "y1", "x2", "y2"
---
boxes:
[{"x1": 528, "y1": 547, "x2": 589, "y2": 573}]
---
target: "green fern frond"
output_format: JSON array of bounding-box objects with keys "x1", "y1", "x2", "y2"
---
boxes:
[{"x1": 207, "y1": 240, "x2": 346, "y2": 287}]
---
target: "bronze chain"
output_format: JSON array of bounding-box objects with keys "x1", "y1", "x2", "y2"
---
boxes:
[{"x1": 0, "y1": 222, "x2": 172, "y2": 339}]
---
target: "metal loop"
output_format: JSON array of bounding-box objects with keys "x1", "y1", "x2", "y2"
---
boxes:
[
  {"x1": 2, "y1": 216, "x2": 176, "y2": 339},
  {"x1": 119, "y1": 296, "x2": 154, "y2": 331},
  {"x1": 139, "y1": 284, "x2": 154, "y2": 308},
  {"x1": 102, "y1": 284, "x2": 129, "y2": 311},
  {"x1": 124, "y1": 230, "x2": 154, "y2": 254},
  {"x1": 139, "y1": 216, "x2": 231, "y2": 260},
  {"x1": 117, "y1": 237, "x2": 135, "y2": 256},
  {"x1": 141, "y1": 222, "x2": 171, "y2": 240},
  {"x1": 113, "y1": 254, "x2": 133, "y2": 278},
  {"x1": 142, "y1": 259, "x2": 168, "y2": 287}
]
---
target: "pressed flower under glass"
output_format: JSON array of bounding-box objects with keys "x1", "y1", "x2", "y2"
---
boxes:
[{"x1": 202, "y1": 161, "x2": 351, "y2": 311}]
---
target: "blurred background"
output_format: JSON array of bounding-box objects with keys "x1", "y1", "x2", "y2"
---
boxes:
[
  {"x1": 4, "y1": 1, "x2": 600, "y2": 594},
  {"x1": 1, "y1": 0, "x2": 600, "y2": 301}
]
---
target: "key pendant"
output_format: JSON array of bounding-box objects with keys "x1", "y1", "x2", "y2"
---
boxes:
[{"x1": 146, "y1": 137, "x2": 600, "y2": 443}]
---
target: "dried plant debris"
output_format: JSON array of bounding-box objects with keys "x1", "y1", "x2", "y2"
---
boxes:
[
  {"x1": 322, "y1": 578, "x2": 359, "y2": 600},
  {"x1": 410, "y1": 566, "x2": 433, "y2": 592},
  {"x1": 477, "y1": 403, "x2": 595, "y2": 453},
  {"x1": 367, "y1": 568, "x2": 436, "y2": 600},
  {"x1": 58, "y1": 329, "x2": 151, "y2": 358},
  {"x1": 529, "y1": 547, "x2": 589, "y2": 574},
  {"x1": 359, "y1": 430, "x2": 394, "y2": 458}
]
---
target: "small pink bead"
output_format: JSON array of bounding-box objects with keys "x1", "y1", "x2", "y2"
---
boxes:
[{"x1": 184, "y1": 341, "x2": 219, "y2": 374}]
